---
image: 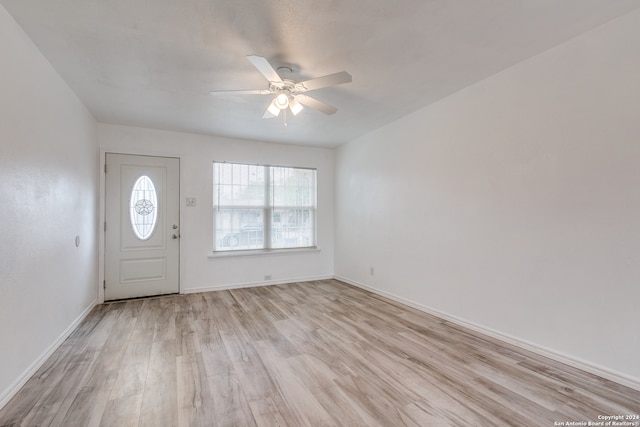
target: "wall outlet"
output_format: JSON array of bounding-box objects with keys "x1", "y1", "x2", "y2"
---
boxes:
[
  {"x1": 370, "y1": 267, "x2": 374, "y2": 276},
  {"x1": 264, "y1": 275, "x2": 272, "y2": 280},
  {"x1": 186, "y1": 197, "x2": 197, "y2": 207}
]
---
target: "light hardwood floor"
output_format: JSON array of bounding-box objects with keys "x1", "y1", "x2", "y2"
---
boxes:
[{"x1": 1, "y1": 279, "x2": 638, "y2": 426}]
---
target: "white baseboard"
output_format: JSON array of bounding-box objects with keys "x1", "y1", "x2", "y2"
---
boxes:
[
  {"x1": 182, "y1": 275, "x2": 335, "y2": 294},
  {"x1": 0, "y1": 299, "x2": 98, "y2": 410},
  {"x1": 335, "y1": 275, "x2": 640, "y2": 392}
]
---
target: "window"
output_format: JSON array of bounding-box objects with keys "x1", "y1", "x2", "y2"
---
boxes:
[
  {"x1": 213, "y1": 162, "x2": 316, "y2": 252},
  {"x1": 130, "y1": 175, "x2": 158, "y2": 240}
]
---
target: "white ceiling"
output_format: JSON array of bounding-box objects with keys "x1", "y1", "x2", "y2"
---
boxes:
[{"x1": 3, "y1": 0, "x2": 640, "y2": 147}]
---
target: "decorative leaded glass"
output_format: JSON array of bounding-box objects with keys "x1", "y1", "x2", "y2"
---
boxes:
[{"x1": 130, "y1": 175, "x2": 158, "y2": 240}]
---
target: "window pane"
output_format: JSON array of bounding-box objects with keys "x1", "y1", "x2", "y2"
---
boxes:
[
  {"x1": 130, "y1": 175, "x2": 158, "y2": 240},
  {"x1": 271, "y1": 167, "x2": 315, "y2": 207},
  {"x1": 214, "y1": 163, "x2": 265, "y2": 207},
  {"x1": 215, "y1": 209, "x2": 264, "y2": 250},
  {"x1": 271, "y1": 208, "x2": 314, "y2": 249}
]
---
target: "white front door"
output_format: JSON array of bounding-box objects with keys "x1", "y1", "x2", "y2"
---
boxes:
[{"x1": 105, "y1": 153, "x2": 180, "y2": 300}]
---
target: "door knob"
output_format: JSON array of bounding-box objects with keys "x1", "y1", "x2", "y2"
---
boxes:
[
  {"x1": 172, "y1": 224, "x2": 178, "y2": 229},
  {"x1": 172, "y1": 234, "x2": 179, "y2": 239}
]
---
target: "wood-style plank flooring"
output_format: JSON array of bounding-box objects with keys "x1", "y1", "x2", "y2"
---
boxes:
[{"x1": 1, "y1": 279, "x2": 638, "y2": 426}]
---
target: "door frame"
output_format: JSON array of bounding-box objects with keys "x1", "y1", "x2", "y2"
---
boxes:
[{"x1": 98, "y1": 150, "x2": 182, "y2": 303}]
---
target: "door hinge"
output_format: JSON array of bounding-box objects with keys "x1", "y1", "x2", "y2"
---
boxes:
[
  {"x1": 103, "y1": 280, "x2": 106, "y2": 289},
  {"x1": 104, "y1": 222, "x2": 107, "y2": 232},
  {"x1": 104, "y1": 163, "x2": 107, "y2": 173}
]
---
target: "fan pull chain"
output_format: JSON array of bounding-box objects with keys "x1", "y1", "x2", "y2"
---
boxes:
[{"x1": 280, "y1": 108, "x2": 288, "y2": 135}]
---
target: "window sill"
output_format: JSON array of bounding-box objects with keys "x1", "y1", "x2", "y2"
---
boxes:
[{"x1": 208, "y1": 247, "x2": 320, "y2": 259}]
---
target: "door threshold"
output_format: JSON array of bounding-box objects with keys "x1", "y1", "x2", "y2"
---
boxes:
[{"x1": 104, "y1": 292, "x2": 180, "y2": 303}]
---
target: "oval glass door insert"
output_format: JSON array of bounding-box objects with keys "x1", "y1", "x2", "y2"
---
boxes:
[{"x1": 130, "y1": 175, "x2": 158, "y2": 240}]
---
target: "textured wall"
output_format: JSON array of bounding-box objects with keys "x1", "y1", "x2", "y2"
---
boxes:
[
  {"x1": 335, "y1": 9, "x2": 640, "y2": 384},
  {"x1": 0, "y1": 4, "x2": 98, "y2": 406}
]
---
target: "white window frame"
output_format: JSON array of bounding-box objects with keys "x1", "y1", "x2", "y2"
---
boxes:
[{"x1": 212, "y1": 161, "x2": 317, "y2": 254}]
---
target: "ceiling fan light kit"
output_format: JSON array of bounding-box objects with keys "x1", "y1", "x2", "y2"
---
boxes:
[
  {"x1": 289, "y1": 97, "x2": 304, "y2": 115},
  {"x1": 210, "y1": 54, "x2": 352, "y2": 123},
  {"x1": 265, "y1": 99, "x2": 281, "y2": 117}
]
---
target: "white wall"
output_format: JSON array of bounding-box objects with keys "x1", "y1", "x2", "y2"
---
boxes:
[
  {"x1": 335, "y1": 9, "x2": 640, "y2": 385},
  {"x1": 0, "y1": 5, "x2": 98, "y2": 406},
  {"x1": 98, "y1": 124, "x2": 334, "y2": 293}
]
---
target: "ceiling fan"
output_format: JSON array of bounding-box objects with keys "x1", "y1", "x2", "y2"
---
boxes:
[{"x1": 210, "y1": 55, "x2": 352, "y2": 119}]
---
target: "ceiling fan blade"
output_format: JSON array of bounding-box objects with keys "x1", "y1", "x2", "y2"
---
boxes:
[
  {"x1": 246, "y1": 55, "x2": 283, "y2": 84},
  {"x1": 296, "y1": 95, "x2": 338, "y2": 115},
  {"x1": 296, "y1": 71, "x2": 352, "y2": 92},
  {"x1": 209, "y1": 89, "x2": 271, "y2": 96}
]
